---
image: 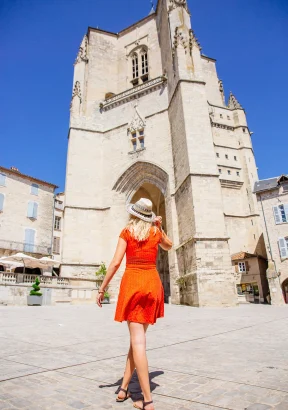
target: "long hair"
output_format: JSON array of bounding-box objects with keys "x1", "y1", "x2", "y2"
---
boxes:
[{"x1": 125, "y1": 215, "x2": 157, "y2": 242}]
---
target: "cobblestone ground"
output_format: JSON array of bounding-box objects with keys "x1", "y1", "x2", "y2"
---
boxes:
[{"x1": 0, "y1": 304, "x2": 288, "y2": 410}]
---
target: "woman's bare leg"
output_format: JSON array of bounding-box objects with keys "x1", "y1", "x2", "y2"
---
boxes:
[
  {"x1": 117, "y1": 322, "x2": 149, "y2": 400},
  {"x1": 129, "y1": 322, "x2": 154, "y2": 410},
  {"x1": 117, "y1": 344, "x2": 134, "y2": 399}
]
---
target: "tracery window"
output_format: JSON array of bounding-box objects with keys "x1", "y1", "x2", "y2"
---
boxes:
[
  {"x1": 130, "y1": 48, "x2": 149, "y2": 86},
  {"x1": 130, "y1": 129, "x2": 145, "y2": 152},
  {"x1": 132, "y1": 53, "x2": 139, "y2": 80}
]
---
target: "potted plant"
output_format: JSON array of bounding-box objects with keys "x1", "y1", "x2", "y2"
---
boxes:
[
  {"x1": 102, "y1": 291, "x2": 110, "y2": 304},
  {"x1": 27, "y1": 277, "x2": 43, "y2": 306}
]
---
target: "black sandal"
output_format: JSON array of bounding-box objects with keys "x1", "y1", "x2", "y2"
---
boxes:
[
  {"x1": 133, "y1": 400, "x2": 154, "y2": 410},
  {"x1": 116, "y1": 387, "x2": 131, "y2": 402}
]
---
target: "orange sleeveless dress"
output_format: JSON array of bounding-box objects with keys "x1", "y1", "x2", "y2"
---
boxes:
[{"x1": 114, "y1": 227, "x2": 164, "y2": 325}]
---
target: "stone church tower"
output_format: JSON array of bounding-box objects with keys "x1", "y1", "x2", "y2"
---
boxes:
[{"x1": 62, "y1": 0, "x2": 265, "y2": 306}]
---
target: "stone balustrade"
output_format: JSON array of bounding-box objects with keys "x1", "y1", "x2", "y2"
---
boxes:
[{"x1": 0, "y1": 273, "x2": 105, "y2": 306}]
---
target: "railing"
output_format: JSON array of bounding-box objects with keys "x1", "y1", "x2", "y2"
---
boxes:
[
  {"x1": 0, "y1": 239, "x2": 51, "y2": 255},
  {"x1": 100, "y1": 75, "x2": 167, "y2": 110},
  {"x1": 1, "y1": 273, "x2": 17, "y2": 284},
  {"x1": 57, "y1": 278, "x2": 69, "y2": 286},
  {"x1": 0, "y1": 273, "x2": 70, "y2": 287}
]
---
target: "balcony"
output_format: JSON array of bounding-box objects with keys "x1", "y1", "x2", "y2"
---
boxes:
[
  {"x1": 100, "y1": 75, "x2": 167, "y2": 111},
  {"x1": 0, "y1": 239, "x2": 51, "y2": 256}
]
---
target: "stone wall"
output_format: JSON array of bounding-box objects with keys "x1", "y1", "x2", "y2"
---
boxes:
[{"x1": 257, "y1": 187, "x2": 288, "y2": 286}]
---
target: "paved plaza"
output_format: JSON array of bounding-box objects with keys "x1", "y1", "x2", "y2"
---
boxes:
[{"x1": 0, "y1": 304, "x2": 288, "y2": 410}]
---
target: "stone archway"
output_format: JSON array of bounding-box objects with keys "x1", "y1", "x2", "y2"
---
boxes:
[
  {"x1": 113, "y1": 161, "x2": 169, "y2": 202},
  {"x1": 113, "y1": 161, "x2": 171, "y2": 302},
  {"x1": 282, "y1": 278, "x2": 288, "y2": 304}
]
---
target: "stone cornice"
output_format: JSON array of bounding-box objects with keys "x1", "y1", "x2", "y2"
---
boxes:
[
  {"x1": 212, "y1": 122, "x2": 235, "y2": 131},
  {"x1": 201, "y1": 55, "x2": 217, "y2": 62},
  {"x1": 214, "y1": 143, "x2": 254, "y2": 153},
  {"x1": 217, "y1": 164, "x2": 242, "y2": 170},
  {"x1": 224, "y1": 213, "x2": 260, "y2": 218},
  {"x1": 100, "y1": 76, "x2": 167, "y2": 111},
  {"x1": 220, "y1": 179, "x2": 244, "y2": 189},
  {"x1": 175, "y1": 235, "x2": 230, "y2": 250},
  {"x1": 65, "y1": 206, "x2": 110, "y2": 211},
  {"x1": 61, "y1": 263, "x2": 101, "y2": 268},
  {"x1": 208, "y1": 101, "x2": 245, "y2": 112}
]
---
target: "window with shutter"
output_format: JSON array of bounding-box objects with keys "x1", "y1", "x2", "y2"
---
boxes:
[
  {"x1": 0, "y1": 193, "x2": 4, "y2": 211},
  {"x1": 273, "y1": 206, "x2": 281, "y2": 224},
  {"x1": 27, "y1": 202, "x2": 38, "y2": 219},
  {"x1": 27, "y1": 202, "x2": 33, "y2": 218},
  {"x1": 31, "y1": 183, "x2": 39, "y2": 195},
  {"x1": 284, "y1": 204, "x2": 288, "y2": 220},
  {"x1": 33, "y1": 203, "x2": 38, "y2": 219},
  {"x1": 24, "y1": 229, "x2": 35, "y2": 253},
  {"x1": 245, "y1": 261, "x2": 249, "y2": 272},
  {"x1": 278, "y1": 238, "x2": 288, "y2": 259},
  {"x1": 279, "y1": 205, "x2": 287, "y2": 223},
  {"x1": 0, "y1": 173, "x2": 6, "y2": 186}
]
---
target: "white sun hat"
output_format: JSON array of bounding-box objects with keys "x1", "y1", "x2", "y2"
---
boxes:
[{"x1": 126, "y1": 198, "x2": 156, "y2": 223}]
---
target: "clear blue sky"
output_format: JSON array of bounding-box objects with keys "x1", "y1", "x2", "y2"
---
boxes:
[{"x1": 1, "y1": 0, "x2": 287, "y2": 191}]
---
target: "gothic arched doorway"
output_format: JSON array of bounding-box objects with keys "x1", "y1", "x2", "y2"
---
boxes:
[
  {"x1": 131, "y1": 182, "x2": 170, "y2": 302},
  {"x1": 282, "y1": 279, "x2": 288, "y2": 304}
]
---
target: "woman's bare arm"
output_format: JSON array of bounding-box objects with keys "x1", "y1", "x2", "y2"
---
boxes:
[
  {"x1": 97, "y1": 238, "x2": 127, "y2": 307},
  {"x1": 159, "y1": 229, "x2": 173, "y2": 251},
  {"x1": 154, "y1": 216, "x2": 173, "y2": 251}
]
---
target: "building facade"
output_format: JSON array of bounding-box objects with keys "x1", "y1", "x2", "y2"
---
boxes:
[
  {"x1": 255, "y1": 175, "x2": 288, "y2": 304},
  {"x1": 0, "y1": 166, "x2": 57, "y2": 260},
  {"x1": 62, "y1": 0, "x2": 266, "y2": 306}
]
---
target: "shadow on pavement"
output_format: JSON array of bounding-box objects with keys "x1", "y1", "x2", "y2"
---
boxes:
[{"x1": 99, "y1": 370, "x2": 164, "y2": 401}]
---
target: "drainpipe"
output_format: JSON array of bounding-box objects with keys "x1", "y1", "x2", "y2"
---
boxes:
[{"x1": 50, "y1": 193, "x2": 56, "y2": 257}]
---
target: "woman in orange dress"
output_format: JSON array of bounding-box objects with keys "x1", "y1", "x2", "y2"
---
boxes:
[{"x1": 96, "y1": 198, "x2": 172, "y2": 410}]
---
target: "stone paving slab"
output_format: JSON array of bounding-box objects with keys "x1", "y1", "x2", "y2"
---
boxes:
[
  {"x1": 0, "y1": 359, "x2": 43, "y2": 382},
  {"x1": 0, "y1": 304, "x2": 288, "y2": 410},
  {"x1": 0, "y1": 337, "x2": 47, "y2": 358}
]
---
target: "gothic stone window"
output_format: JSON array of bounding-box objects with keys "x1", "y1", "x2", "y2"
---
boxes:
[
  {"x1": 132, "y1": 53, "x2": 139, "y2": 86},
  {"x1": 130, "y1": 129, "x2": 145, "y2": 152},
  {"x1": 141, "y1": 49, "x2": 149, "y2": 82},
  {"x1": 130, "y1": 47, "x2": 149, "y2": 86}
]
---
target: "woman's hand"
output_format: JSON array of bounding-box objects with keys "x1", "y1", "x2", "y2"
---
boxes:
[
  {"x1": 154, "y1": 216, "x2": 162, "y2": 228},
  {"x1": 96, "y1": 291, "x2": 104, "y2": 308}
]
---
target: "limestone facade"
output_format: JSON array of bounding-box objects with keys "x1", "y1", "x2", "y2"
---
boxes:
[
  {"x1": 52, "y1": 192, "x2": 65, "y2": 264},
  {"x1": 254, "y1": 175, "x2": 288, "y2": 304},
  {"x1": 62, "y1": 0, "x2": 266, "y2": 306},
  {"x1": 0, "y1": 166, "x2": 57, "y2": 259}
]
